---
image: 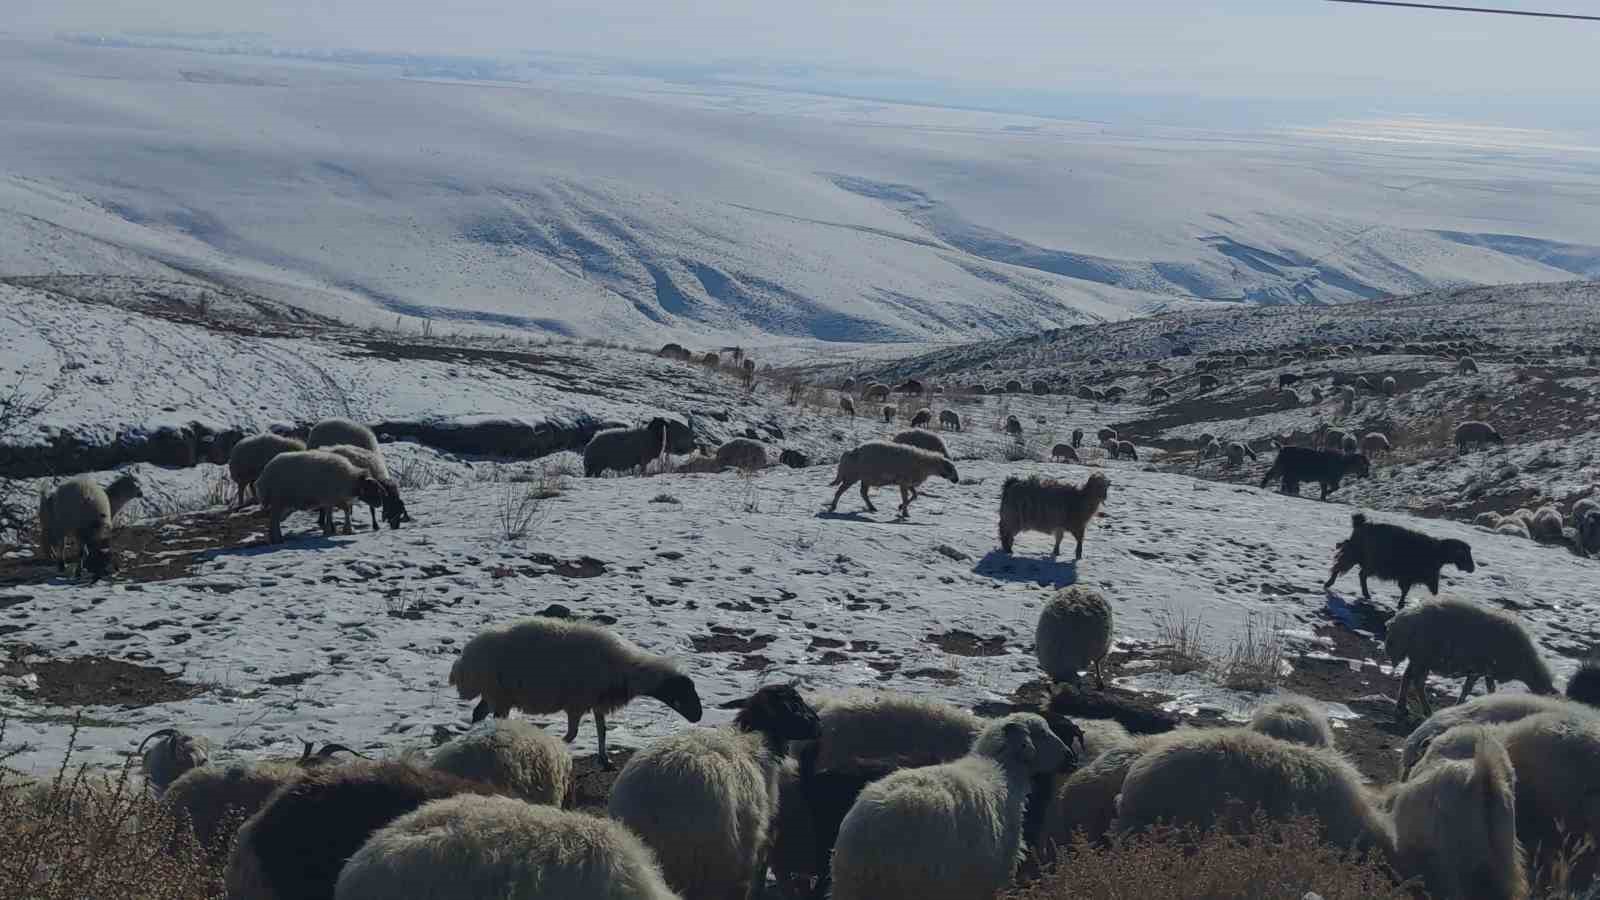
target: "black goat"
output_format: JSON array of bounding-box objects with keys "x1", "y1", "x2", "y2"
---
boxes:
[
  {"x1": 1323, "y1": 513, "x2": 1475, "y2": 607},
  {"x1": 1260, "y1": 446, "x2": 1370, "y2": 501}
]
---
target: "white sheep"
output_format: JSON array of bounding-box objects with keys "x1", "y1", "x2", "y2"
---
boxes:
[
  {"x1": 826, "y1": 440, "x2": 959, "y2": 518},
  {"x1": 1035, "y1": 586, "x2": 1114, "y2": 688},
  {"x1": 892, "y1": 428, "x2": 949, "y2": 458},
  {"x1": 828, "y1": 713, "x2": 1071, "y2": 900},
  {"x1": 1361, "y1": 432, "x2": 1391, "y2": 456},
  {"x1": 448, "y1": 617, "x2": 703, "y2": 769},
  {"x1": 137, "y1": 727, "x2": 211, "y2": 795},
  {"x1": 228, "y1": 434, "x2": 306, "y2": 508},
  {"x1": 809, "y1": 690, "x2": 982, "y2": 774},
  {"x1": 319, "y1": 443, "x2": 409, "y2": 532},
  {"x1": 1397, "y1": 692, "x2": 1589, "y2": 781},
  {"x1": 37, "y1": 473, "x2": 142, "y2": 577},
  {"x1": 714, "y1": 437, "x2": 769, "y2": 471},
  {"x1": 1224, "y1": 441, "x2": 1255, "y2": 466},
  {"x1": 334, "y1": 795, "x2": 683, "y2": 900},
  {"x1": 307, "y1": 417, "x2": 378, "y2": 452},
  {"x1": 1386, "y1": 598, "x2": 1557, "y2": 720},
  {"x1": 608, "y1": 685, "x2": 820, "y2": 900},
  {"x1": 1246, "y1": 696, "x2": 1334, "y2": 748},
  {"x1": 253, "y1": 450, "x2": 388, "y2": 544},
  {"x1": 1040, "y1": 738, "x2": 1160, "y2": 852},
  {"x1": 430, "y1": 718, "x2": 573, "y2": 807},
  {"x1": 584, "y1": 418, "x2": 670, "y2": 477}
]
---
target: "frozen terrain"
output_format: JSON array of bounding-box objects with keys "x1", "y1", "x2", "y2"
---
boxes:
[{"x1": 4, "y1": 35, "x2": 1600, "y2": 344}]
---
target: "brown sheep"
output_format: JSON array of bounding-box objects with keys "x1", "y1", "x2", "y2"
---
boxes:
[{"x1": 998, "y1": 473, "x2": 1110, "y2": 559}]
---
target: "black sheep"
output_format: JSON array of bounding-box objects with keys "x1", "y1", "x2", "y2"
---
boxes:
[
  {"x1": 1566, "y1": 658, "x2": 1600, "y2": 708},
  {"x1": 1277, "y1": 372, "x2": 1302, "y2": 389},
  {"x1": 227, "y1": 762, "x2": 496, "y2": 900},
  {"x1": 1260, "y1": 446, "x2": 1370, "y2": 500},
  {"x1": 1322, "y1": 513, "x2": 1475, "y2": 607},
  {"x1": 1044, "y1": 681, "x2": 1180, "y2": 735}
]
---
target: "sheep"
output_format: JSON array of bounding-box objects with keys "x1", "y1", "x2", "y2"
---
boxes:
[
  {"x1": 939, "y1": 409, "x2": 961, "y2": 431},
  {"x1": 1071, "y1": 428, "x2": 1084, "y2": 448},
  {"x1": 1497, "y1": 518, "x2": 1533, "y2": 540},
  {"x1": 253, "y1": 450, "x2": 387, "y2": 544},
  {"x1": 659, "y1": 342, "x2": 690, "y2": 360},
  {"x1": 1311, "y1": 386, "x2": 1324, "y2": 403},
  {"x1": 1387, "y1": 598, "x2": 1556, "y2": 721},
  {"x1": 1278, "y1": 372, "x2": 1302, "y2": 389},
  {"x1": 1529, "y1": 506, "x2": 1565, "y2": 544},
  {"x1": 318, "y1": 444, "x2": 409, "y2": 533},
  {"x1": 892, "y1": 428, "x2": 948, "y2": 458},
  {"x1": 1455, "y1": 420, "x2": 1503, "y2": 452},
  {"x1": 1050, "y1": 443, "x2": 1078, "y2": 463},
  {"x1": 703, "y1": 352, "x2": 721, "y2": 369},
  {"x1": 1225, "y1": 441, "x2": 1255, "y2": 466},
  {"x1": 1324, "y1": 513, "x2": 1474, "y2": 608},
  {"x1": 1260, "y1": 446, "x2": 1370, "y2": 500},
  {"x1": 1355, "y1": 375, "x2": 1375, "y2": 392},
  {"x1": 1457, "y1": 356, "x2": 1479, "y2": 374},
  {"x1": 838, "y1": 396, "x2": 855, "y2": 417},
  {"x1": 1147, "y1": 387, "x2": 1169, "y2": 403},
  {"x1": 1572, "y1": 497, "x2": 1600, "y2": 525},
  {"x1": 1005, "y1": 415, "x2": 1023, "y2": 437},
  {"x1": 1320, "y1": 428, "x2": 1349, "y2": 451},
  {"x1": 862, "y1": 383, "x2": 890, "y2": 401},
  {"x1": 769, "y1": 758, "x2": 821, "y2": 899},
  {"x1": 37, "y1": 473, "x2": 142, "y2": 577},
  {"x1": 1474, "y1": 511, "x2": 1503, "y2": 529},
  {"x1": 808, "y1": 690, "x2": 983, "y2": 774},
  {"x1": 1340, "y1": 385, "x2": 1356, "y2": 410},
  {"x1": 1032, "y1": 380, "x2": 1050, "y2": 396},
  {"x1": 715, "y1": 437, "x2": 769, "y2": 471},
  {"x1": 826, "y1": 440, "x2": 959, "y2": 518},
  {"x1": 137, "y1": 727, "x2": 211, "y2": 795},
  {"x1": 1039, "y1": 738, "x2": 1160, "y2": 852},
  {"x1": 430, "y1": 718, "x2": 573, "y2": 808},
  {"x1": 306, "y1": 417, "x2": 378, "y2": 453},
  {"x1": 1004, "y1": 379, "x2": 1024, "y2": 393},
  {"x1": 1035, "y1": 585, "x2": 1114, "y2": 687},
  {"x1": 608, "y1": 684, "x2": 820, "y2": 900},
  {"x1": 1109, "y1": 439, "x2": 1137, "y2": 460},
  {"x1": 449, "y1": 617, "x2": 703, "y2": 770},
  {"x1": 828, "y1": 713, "x2": 1073, "y2": 900},
  {"x1": 1201, "y1": 439, "x2": 1224, "y2": 462},
  {"x1": 1340, "y1": 434, "x2": 1358, "y2": 454},
  {"x1": 1361, "y1": 432, "x2": 1391, "y2": 456},
  {"x1": 910, "y1": 408, "x2": 933, "y2": 428},
  {"x1": 998, "y1": 472, "x2": 1110, "y2": 559},
  {"x1": 1096, "y1": 427, "x2": 1117, "y2": 444},
  {"x1": 1579, "y1": 509, "x2": 1600, "y2": 556},
  {"x1": 1246, "y1": 696, "x2": 1334, "y2": 748},
  {"x1": 1277, "y1": 388, "x2": 1301, "y2": 409},
  {"x1": 584, "y1": 418, "x2": 670, "y2": 477},
  {"x1": 1385, "y1": 725, "x2": 1525, "y2": 900},
  {"x1": 228, "y1": 434, "x2": 306, "y2": 508},
  {"x1": 335, "y1": 794, "x2": 681, "y2": 900},
  {"x1": 161, "y1": 741, "x2": 364, "y2": 859},
  {"x1": 1397, "y1": 692, "x2": 1589, "y2": 781},
  {"x1": 1382, "y1": 375, "x2": 1398, "y2": 395},
  {"x1": 1103, "y1": 386, "x2": 1127, "y2": 401},
  {"x1": 226, "y1": 762, "x2": 497, "y2": 900}
]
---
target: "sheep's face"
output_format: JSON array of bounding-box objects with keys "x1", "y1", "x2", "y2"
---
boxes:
[
  {"x1": 355, "y1": 477, "x2": 388, "y2": 509},
  {"x1": 1442, "y1": 540, "x2": 1475, "y2": 573},
  {"x1": 1084, "y1": 473, "x2": 1111, "y2": 505},
  {"x1": 82, "y1": 540, "x2": 115, "y2": 579},
  {"x1": 734, "y1": 684, "x2": 821, "y2": 742},
  {"x1": 939, "y1": 460, "x2": 960, "y2": 484},
  {"x1": 1488, "y1": 430, "x2": 1504, "y2": 444},
  {"x1": 382, "y1": 493, "x2": 411, "y2": 530},
  {"x1": 650, "y1": 674, "x2": 703, "y2": 723}
]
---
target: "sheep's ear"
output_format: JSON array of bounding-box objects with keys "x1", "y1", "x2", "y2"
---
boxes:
[{"x1": 1003, "y1": 721, "x2": 1036, "y2": 764}]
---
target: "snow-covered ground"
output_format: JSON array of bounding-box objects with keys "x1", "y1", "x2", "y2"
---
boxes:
[{"x1": 2, "y1": 454, "x2": 1591, "y2": 775}]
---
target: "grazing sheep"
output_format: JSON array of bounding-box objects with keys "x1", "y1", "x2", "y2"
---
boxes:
[
  {"x1": 703, "y1": 352, "x2": 721, "y2": 369},
  {"x1": 1474, "y1": 511, "x2": 1503, "y2": 529},
  {"x1": 1035, "y1": 586, "x2": 1114, "y2": 687},
  {"x1": 37, "y1": 473, "x2": 142, "y2": 577},
  {"x1": 1041, "y1": 739, "x2": 1156, "y2": 851},
  {"x1": 1458, "y1": 356, "x2": 1479, "y2": 374},
  {"x1": 1324, "y1": 513, "x2": 1474, "y2": 608},
  {"x1": 838, "y1": 396, "x2": 855, "y2": 417},
  {"x1": 318, "y1": 444, "x2": 409, "y2": 533},
  {"x1": 226, "y1": 762, "x2": 497, "y2": 900},
  {"x1": 1200, "y1": 439, "x2": 1223, "y2": 463},
  {"x1": 1004, "y1": 379, "x2": 1024, "y2": 393},
  {"x1": 1147, "y1": 387, "x2": 1169, "y2": 403},
  {"x1": 306, "y1": 417, "x2": 378, "y2": 453},
  {"x1": 1116, "y1": 729, "x2": 1394, "y2": 856},
  {"x1": 1109, "y1": 439, "x2": 1137, "y2": 461},
  {"x1": 1497, "y1": 519, "x2": 1533, "y2": 540},
  {"x1": 826, "y1": 440, "x2": 959, "y2": 518},
  {"x1": 1341, "y1": 434, "x2": 1358, "y2": 454},
  {"x1": 1398, "y1": 692, "x2": 1589, "y2": 781},
  {"x1": 449, "y1": 617, "x2": 703, "y2": 770},
  {"x1": 1361, "y1": 432, "x2": 1391, "y2": 456},
  {"x1": 1572, "y1": 497, "x2": 1600, "y2": 526},
  {"x1": 138, "y1": 727, "x2": 211, "y2": 796},
  {"x1": 1224, "y1": 441, "x2": 1255, "y2": 466},
  {"x1": 254, "y1": 450, "x2": 388, "y2": 544},
  {"x1": 1277, "y1": 388, "x2": 1301, "y2": 409},
  {"x1": 1278, "y1": 373, "x2": 1302, "y2": 389},
  {"x1": 658, "y1": 342, "x2": 688, "y2": 360},
  {"x1": 1382, "y1": 375, "x2": 1398, "y2": 396},
  {"x1": 1579, "y1": 509, "x2": 1600, "y2": 557},
  {"x1": 1005, "y1": 415, "x2": 1023, "y2": 437},
  {"x1": 862, "y1": 383, "x2": 890, "y2": 401},
  {"x1": 897, "y1": 379, "x2": 925, "y2": 396},
  {"x1": 228, "y1": 434, "x2": 306, "y2": 508},
  {"x1": 430, "y1": 718, "x2": 573, "y2": 808},
  {"x1": 809, "y1": 690, "x2": 983, "y2": 774},
  {"x1": 1096, "y1": 427, "x2": 1117, "y2": 445},
  {"x1": 1320, "y1": 428, "x2": 1349, "y2": 451},
  {"x1": 892, "y1": 428, "x2": 948, "y2": 458},
  {"x1": 334, "y1": 795, "x2": 683, "y2": 900},
  {"x1": 1050, "y1": 443, "x2": 1078, "y2": 463},
  {"x1": 1197, "y1": 374, "x2": 1221, "y2": 390},
  {"x1": 910, "y1": 408, "x2": 933, "y2": 428},
  {"x1": 939, "y1": 409, "x2": 961, "y2": 431},
  {"x1": 778, "y1": 449, "x2": 810, "y2": 469},
  {"x1": 998, "y1": 472, "x2": 1110, "y2": 559},
  {"x1": 1260, "y1": 446, "x2": 1370, "y2": 500},
  {"x1": 882, "y1": 404, "x2": 895, "y2": 424},
  {"x1": 1103, "y1": 386, "x2": 1127, "y2": 401},
  {"x1": 1530, "y1": 506, "x2": 1565, "y2": 544},
  {"x1": 1071, "y1": 428, "x2": 1084, "y2": 449},
  {"x1": 1032, "y1": 380, "x2": 1050, "y2": 396},
  {"x1": 1247, "y1": 697, "x2": 1334, "y2": 748},
  {"x1": 584, "y1": 418, "x2": 670, "y2": 477},
  {"x1": 608, "y1": 685, "x2": 820, "y2": 900},
  {"x1": 715, "y1": 437, "x2": 769, "y2": 471},
  {"x1": 1386, "y1": 598, "x2": 1556, "y2": 721},
  {"x1": 828, "y1": 714, "x2": 1072, "y2": 900},
  {"x1": 1455, "y1": 420, "x2": 1504, "y2": 452}
]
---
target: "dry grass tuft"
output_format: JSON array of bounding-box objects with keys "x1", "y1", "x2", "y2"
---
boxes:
[
  {"x1": 1156, "y1": 606, "x2": 1210, "y2": 675},
  {"x1": 1218, "y1": 613, "x2": 1287, "y2": 692}
]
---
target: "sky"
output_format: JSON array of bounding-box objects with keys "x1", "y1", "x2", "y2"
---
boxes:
[{"x1": 13, "y1": 0, "x2": 1600, "y2": 109}]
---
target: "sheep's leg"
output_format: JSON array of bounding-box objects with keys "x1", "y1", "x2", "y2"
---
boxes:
[
  {"x1": 828, "y1": 480, "x2": 853, "y2": 512},
  {"x1": 858, "y1": 482, "x2": 876, "y2": 513},
  {"x1": 1073, "y1": 527, "x2": 1086, "y2": 561},
  {"x1": 1051, "y1": 530, "x2": 1063, "y2": 557},
  {"x1": 1485, "y1": 676, "x2": 1497, "y2": 693},
  {"x1": 896, "y1": 485, "x2": 912, "y2": 518},
  {"x1": 1396, "y1": 582, "x2": 1410, "y2": 608},
  {"x1": 1415, "y1": 667, "x2": 1435, "y2": 717},
  {"x1": 563, "y1": 710, "x2": 582, "y2": 743},
  {"x1": 341, "y1": 504, "x2": 353, "y2": 535},
  {"x1": 1359, "y1": 570, "x2": 1372, "y2": 601},
  {"x1": 268, "y1": 508, "x2": 286, "y2": 544},
  {"x1": 595, "y1": 711, "x2": 613, "y2": 771},
  {"x1": 369, "y1": 504, "x2": 379, "y2": 531},
  {"x1": 1458, "y1": 674, "x2": 1478, "y2": 704},
  {"x1": 1395, "y1": 662, "x2": 1415, "y2": 720},
  {"x1": 1092, "y1": 658, "x2": 1107, "y2": 689}
]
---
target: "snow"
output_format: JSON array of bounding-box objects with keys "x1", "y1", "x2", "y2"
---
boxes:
[{"x1": 2, "y1": 457, "x2": 1590, "y2": 774}]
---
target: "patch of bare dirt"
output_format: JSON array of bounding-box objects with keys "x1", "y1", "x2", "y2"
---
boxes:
[{"x1": 0, "y1": 643, "x2": 207, "y2": 708}]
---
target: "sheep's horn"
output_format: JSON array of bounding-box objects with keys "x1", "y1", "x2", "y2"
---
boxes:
[
  {"x1": 135, "y1": 728, "x2": 180, "y2": 756},
  {"x1": 315, "y1": 743, "x2": 370, "y2": 760},
  {"x1": 298, "y1": 739, "x2": 316, "y2": 763}
]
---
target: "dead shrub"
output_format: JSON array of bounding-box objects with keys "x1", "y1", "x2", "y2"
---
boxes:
[
  {"x1": 1156, "y1": 606, "x2": 1209, "y2": 675},
  {"x1": 1218, "y1": 613, "x2": 1287, "y2": 692}
]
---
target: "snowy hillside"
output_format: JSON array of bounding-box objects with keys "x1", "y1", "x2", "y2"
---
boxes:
[{"x1": 4, "y1": 36, "x2": 1600, "y2": 344}]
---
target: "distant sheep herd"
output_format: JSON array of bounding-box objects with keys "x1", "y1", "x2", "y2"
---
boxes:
[{"x1": 18, "y1": 335, "x2": 1600, "y2": 900}]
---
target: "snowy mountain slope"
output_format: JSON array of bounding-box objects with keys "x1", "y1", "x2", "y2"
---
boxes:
[
  {"x1": 3, "y1": 36, "x2": 1600, "y2": 343},
  {"x1": 2, "y1": 456, "x2": 1589, "y2": 775}
]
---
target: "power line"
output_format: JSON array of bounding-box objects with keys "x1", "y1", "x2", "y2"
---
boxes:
[{"x1": 1324, "y1": 0, "x2": 1600, "y2": 21}]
